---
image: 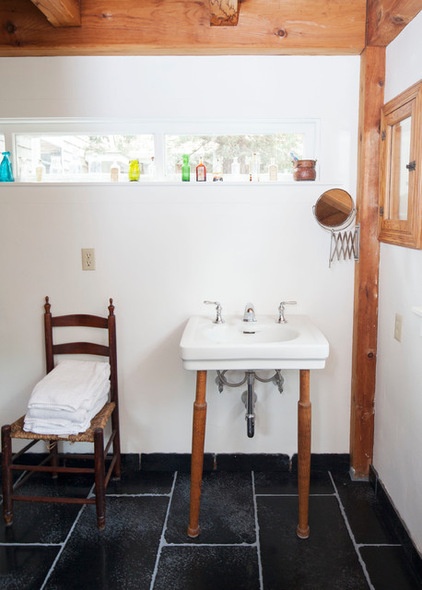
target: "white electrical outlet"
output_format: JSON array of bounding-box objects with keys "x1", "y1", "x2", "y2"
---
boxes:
[
  {"x1": 81, "y1": 248, "x2": 96, "y2": 271},
  {"x1": 394, "y1": 313, "x2": 402, "y2": 342}
]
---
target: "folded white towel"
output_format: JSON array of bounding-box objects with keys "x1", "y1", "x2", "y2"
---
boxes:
[
  {"x1": 25, "y1": 382, "x2": 110, "y2": 424},
  {"x1": 24, "y1": 389, "x2": 110, "y2": 435},
  {"x1": 28, "y1": 360, "x2": 110, "y2": 412}
]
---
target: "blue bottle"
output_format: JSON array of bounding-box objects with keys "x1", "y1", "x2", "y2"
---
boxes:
[{"x1": 0, "y1": 151, "x2": 14, "y2": 182}]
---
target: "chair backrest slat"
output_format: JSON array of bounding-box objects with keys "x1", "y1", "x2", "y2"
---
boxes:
[
  {"x1": 52, "y1": 342, "x2": 110, "y2": 357},
  {"x1": 43, "y1": 296, "x2": 118, "y2": 405},
  {"x1": 52, "y1": 314, "x2": 108, "y2": 329}
]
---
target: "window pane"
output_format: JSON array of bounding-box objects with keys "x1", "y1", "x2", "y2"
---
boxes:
[
  {"x1": 165, "y1": 133, "x2": 304, "y2": 181},
  {"x1": 0, "y1": 135, "x2": 5, "y2": 152},
  {"x1": 15, "y1": 134, "x2": 155, "y2": 182}
]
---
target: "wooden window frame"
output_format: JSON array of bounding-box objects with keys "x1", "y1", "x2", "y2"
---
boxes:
[{"x1": 379, "y1": 80, "x2": 422, "y2": 248}]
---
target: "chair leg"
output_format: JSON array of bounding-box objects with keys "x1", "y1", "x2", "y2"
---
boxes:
[
  {"x1": 48, "y1": 440, "x2": 59, "y2": 479},
  {"x1": 1, "y1": 425, "x2": 13, "y2": 526},
  {"x1": 94, "y1": 428, "x2": 106, "y2": 531},
  {"x1": 111, "y1": 410, "x2": 121, "y2": 480}
]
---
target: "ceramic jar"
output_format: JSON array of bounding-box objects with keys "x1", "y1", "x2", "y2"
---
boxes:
[{"x1": 293, "y1": 159, "x2": 316, "y2": 181}]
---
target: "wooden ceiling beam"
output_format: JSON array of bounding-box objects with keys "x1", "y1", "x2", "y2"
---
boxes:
[
  {"x1": 0, "y1": 0, "x2": 366, "y2": 56},
  {"x1": 210, "y1": 0, "x2": 239, "y2": 26},
  {"x1": 29, "y1": 0, "x2": 81, "y2": 27},
  {"x1": 366, "y1": 0, "x2": 422, "y2": 46}
]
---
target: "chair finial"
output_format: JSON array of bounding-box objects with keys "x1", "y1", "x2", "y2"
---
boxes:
[
  {"x1": 108, "y1": 298, "x2": 114, "y2": 316},
  {"x1": 44, "y1": 296, "x2": 51, "y2": 314}
]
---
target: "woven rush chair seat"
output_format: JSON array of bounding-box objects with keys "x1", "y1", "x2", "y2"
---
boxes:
[
  {"x1": 1, "y1": 297, "x2": 121, "y2": 531},
  {"x1": 9, "y1": 402, "x2": 116, "y2": 443}
]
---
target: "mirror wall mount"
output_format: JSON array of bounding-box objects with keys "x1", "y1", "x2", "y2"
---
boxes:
[
  {"x1": 379, "y1": 80, "x2": 422, "y2": 249},
  {"x1": 313, "y1": 188, "x2": 359, "y2": 267}
]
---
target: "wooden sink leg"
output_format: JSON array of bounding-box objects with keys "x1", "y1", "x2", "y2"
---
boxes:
[
  {"x1": 297, "y1": 369, "x2": 311, "y2": 539},
  {"x1": 187, "y1": 370, "x2": 207, "y2": 538}
]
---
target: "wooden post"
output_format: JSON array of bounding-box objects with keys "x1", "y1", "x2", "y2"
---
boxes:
[
  {"x1": 350, "y1": 46, "x2": 385, "y2": 478},
  {"x1": 297, "y1": 369, "x2": 311, "y2": 539},
  {"x1": 28, "y1": 0, "x2": 81, "y2": 27},
  {"x1": 210, "y1": 0, "x2": 239, "y2": 26},
  {"x1": 188, "y1": 370, "x2": 207, "y2": 537}
]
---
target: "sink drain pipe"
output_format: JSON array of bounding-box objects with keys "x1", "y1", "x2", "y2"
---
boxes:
[
  {"x1": 244, "y1": 371, "x2": 256, "y2": 438},
  {"x1": 216, "y1": 369, "x2": 284, "y2": 439}
]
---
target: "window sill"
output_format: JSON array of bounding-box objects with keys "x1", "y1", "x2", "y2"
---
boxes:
[{"x1": 1, "y1": 180, "x2": 336, "y2": 187}]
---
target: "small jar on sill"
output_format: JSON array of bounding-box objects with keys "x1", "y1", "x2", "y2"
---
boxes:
[{"x1": 293, "y1": 159, "x2": 317, "y2": 181}]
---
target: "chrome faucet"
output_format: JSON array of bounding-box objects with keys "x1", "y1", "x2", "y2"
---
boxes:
[
  {"x1": 204, "y1": 300, "x2": 224, "y2": 324},
  {"x1": 277, "y1": 300, "x2": 297, "y2": 323},
  {"x1": 243, "y1": 302, "x2": 256, "y2": 322}
]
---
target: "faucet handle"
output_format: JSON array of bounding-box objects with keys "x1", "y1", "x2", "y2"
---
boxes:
[
  {"x1": 277, "y1": 300, "x2": 297, "y2": 323},
  {"x1": 204, "y1": 300, "x2": 224, "y2": 324}
]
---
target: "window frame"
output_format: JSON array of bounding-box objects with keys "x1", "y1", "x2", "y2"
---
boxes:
[
  {"x1": 0, "y1": 117, "x2": 319, "y2": 184},
  {"x1": 379, "y1": 80, "x2": 422, "y2": 249}
]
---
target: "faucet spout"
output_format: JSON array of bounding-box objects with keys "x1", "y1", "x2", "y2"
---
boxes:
[{"x1": 243, "y1": 302, "x2": 256, "y2": 322}]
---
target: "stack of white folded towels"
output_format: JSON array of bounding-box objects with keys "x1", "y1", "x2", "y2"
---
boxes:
[{"x1": 24, "y1": 359, "x2": 110, "y2": 435}]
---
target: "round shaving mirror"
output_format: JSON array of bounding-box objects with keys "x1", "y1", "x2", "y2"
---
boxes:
[{"x1": 313, "y1": 188, "x2": 355, "y2": 230}]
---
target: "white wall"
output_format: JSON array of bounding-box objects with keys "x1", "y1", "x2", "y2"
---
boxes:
[
  {"x1": 0, "y1": 56, "x2": 359, "y2": 458},
  {"x1": 374, "y1": 11, "x2": 422, "y2": 555}
]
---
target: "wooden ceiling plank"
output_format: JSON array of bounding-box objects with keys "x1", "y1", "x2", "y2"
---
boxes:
[
  {"x1": 210, "y1": 0, "x2": 239, "y2": 26},
  {"x1": 0, "y1": 0, "x2": 366, "y2": 56},
  {"x1": 367, "y1": 0, "x2": 422, "y2": 46},
  {"x1": 29, "y1": 0, "x2": 81, "y2": 27}
]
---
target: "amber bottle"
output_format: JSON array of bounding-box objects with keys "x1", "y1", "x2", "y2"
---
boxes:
[{"x1": 196, "y1": 158, "x2": 207, "y2": 182}]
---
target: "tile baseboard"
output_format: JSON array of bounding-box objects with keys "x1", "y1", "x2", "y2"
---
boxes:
[
  {"x1": 140, "y1": 452, "x2": 350, "y2": 473},
  {"x1": 1, "y1": 451, "x2": 350, "y2": 474},
  {"x1": 369, "y1": 465, "x2": 422, "y2": 584}
]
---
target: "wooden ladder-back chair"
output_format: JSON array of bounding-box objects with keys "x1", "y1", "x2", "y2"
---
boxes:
[{"x1": 1, "y1": 296, "x2": 121, "y2": 530}]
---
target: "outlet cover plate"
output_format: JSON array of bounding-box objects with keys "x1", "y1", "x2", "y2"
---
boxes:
[{"x1": 81, "y1": 248, "x2": 96, "y2": 271}]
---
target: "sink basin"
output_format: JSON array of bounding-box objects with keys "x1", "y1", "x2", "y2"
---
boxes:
[{"x1": 180, "y1": 314, "x2": 329, "y2": 370}]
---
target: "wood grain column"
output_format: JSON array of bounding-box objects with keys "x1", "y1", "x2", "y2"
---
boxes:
[
  {"x1": 188, "y1": 370, "x2": 207, "y2": 537},
  {"x1": 350, "y1": 46, "x2": 385, "y2": 479},
  {"x1": 297, "y1": 369, "x2": 311, "y2": 539}
]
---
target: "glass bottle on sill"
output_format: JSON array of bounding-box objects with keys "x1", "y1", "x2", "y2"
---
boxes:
[
  {"x1": 250, "y1": 152, "x2": 260, "y2": 182},
  {"x1": 196, "y1": 158, "x2": 206, "y2": 182},
  {"x1": 0, "y1": 151, "x2": 14, "y2": 182},
  {"x1": 231, "y1": 157, "x2": 240, "y2": 180},
  {"x1": 268, "y1": 158, "x2": 278, "y2": 181},
  {"x1": 182, "y1": 154, "x2": 190, "y2": 181},
  {"x1": 148, "y1": 156, "x2": 156, "y2": 180},
  {"x1": 19, "y1": 158, "x2": 30, "y2": 181},
  {"x1": 110, "y1": 161, "x2": 120, "y2": 182},
  {"x1": 128, "y1": 159, "x2": 140, "y2": 181},
  {"x1": 36, "y1": 160, "x2": 45, "y2": 182},
  {"x1": 212, "y1": 158, "x2": 223, "y2": 182}
]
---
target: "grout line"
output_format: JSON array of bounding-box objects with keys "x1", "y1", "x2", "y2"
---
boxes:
[
  {"x1": 39, "y1": 506, "x2": 87, "y2": 590},
  {"x1": 357, "y1": 542, "x2": 402, "y2": 548},
  {"x1": 39, "y1": 483, "x2": 94, "y2": 590},
  {"x1": 328, "y1": 471, "x2": 375, "y2": 590},
  {"x1": 252, "y1": 471, "x2": 264, "y2": 590},
  {"x1": 255, "y1": 492, "x2": 334, "y2": 497},
  {"x1": 149, "y1": 471, "x2": 178, "y2": 590},
  {"x1": 106, "y1": 492, "x2": 172, "y2": 498},
  {"x1": 165, "y1": 541, "x2": 256, "y2": 547}
]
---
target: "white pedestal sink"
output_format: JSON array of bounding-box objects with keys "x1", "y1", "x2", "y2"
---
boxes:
[
  {"x1": 180, "y1": 313, "x2": 329, "y2": 370},
  {"x1": 180, "y1": 312, "x2": 330, "y2": 540}
]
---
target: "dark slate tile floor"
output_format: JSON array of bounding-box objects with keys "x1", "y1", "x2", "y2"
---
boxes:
[{"x1": 1, "y1": 466, "x2": 421, "y2": 590}]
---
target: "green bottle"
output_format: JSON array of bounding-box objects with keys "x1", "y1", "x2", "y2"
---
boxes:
[{"x1": 182, "y1": 154, "x2": 190, "y2": 182}]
